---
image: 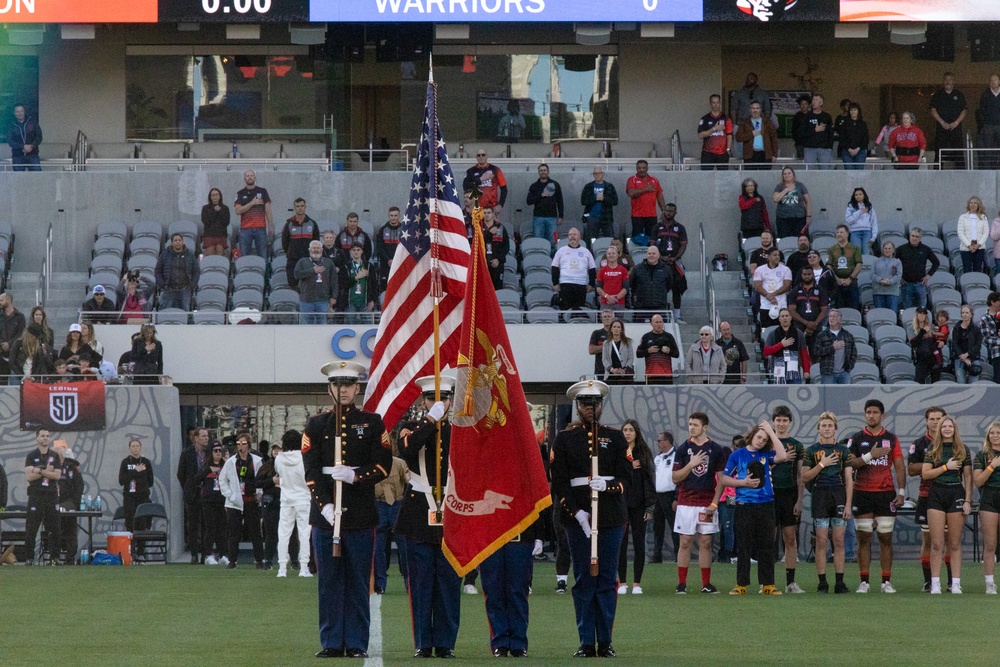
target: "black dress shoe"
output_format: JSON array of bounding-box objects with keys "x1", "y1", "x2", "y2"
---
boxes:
[
  {"x1": 492, "y1": 647, "x2": 509, "y2": 657},
  {"x1": 226, "y1": 562, "x2": 237, "y2": 570},
  {"x1": 573, "y1": 644, "x2": 596, "y2": 658},
  {"x1": 191, "y1": 553, "x2": 199, "y2": 564},
  {"x1": 345, "y1": 649, "x2": 368, "y2": 658},
  {"x1": 374, "y1": 586, "x2": 385, "y2": 594},
  {"x1": 510, "y1": 649, "x2": 527, "y2": 658},
  {"x1": 597, "y1": 643, "x2": 616, "y2": 658},
  {"x1": 435, "y1": 648, "x2": 456, "y2": 658},
  {"x1": 315, "y1": 648, "x2": 344, "y2": 658},
  {"x1": 413, "y1": 648, "x2": 433, "y2": 658}
]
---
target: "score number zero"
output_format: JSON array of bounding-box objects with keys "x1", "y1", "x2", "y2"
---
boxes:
[{"x1": 202, "y1": 0, "x2": 272, "y2": 13}]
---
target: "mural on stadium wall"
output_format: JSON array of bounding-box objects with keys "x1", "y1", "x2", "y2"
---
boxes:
[
  {"x1": 602, "y1": 384, "x2": 995, "y2": 557},
  {"x1": 0, "y1": 386, "x2": 183, "y2": 561}
]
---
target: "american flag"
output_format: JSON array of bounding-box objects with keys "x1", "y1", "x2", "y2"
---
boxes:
[{"x1": 363, "y1": 80, "x2": 470, "y2": 429}]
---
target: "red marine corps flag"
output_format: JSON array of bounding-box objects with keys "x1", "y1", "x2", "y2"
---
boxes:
[{"x1": 442, "y1": 214, "x2": 552, "y2": 576}]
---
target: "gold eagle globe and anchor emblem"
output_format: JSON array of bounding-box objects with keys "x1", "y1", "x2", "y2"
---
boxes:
[{"x1": 453, "y1": 328, "x2": 515, "y2": 430}]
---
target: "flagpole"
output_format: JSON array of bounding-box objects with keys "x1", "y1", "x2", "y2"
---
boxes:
[{"x1": 428, "y1": 57, "x2": 444, "y2": 521}]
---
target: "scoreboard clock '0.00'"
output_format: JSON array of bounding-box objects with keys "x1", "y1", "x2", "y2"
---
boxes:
[{"x1": 157, "y1": 0, "x2": 309, "y2": 22}]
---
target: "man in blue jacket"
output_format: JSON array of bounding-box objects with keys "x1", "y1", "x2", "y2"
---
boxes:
[
  {"x1": 8, "y1": 104, "x2": 42, "y2": 172},
  {"x1": 154, "y1": 233, "x2": 200, "y2": 311}
]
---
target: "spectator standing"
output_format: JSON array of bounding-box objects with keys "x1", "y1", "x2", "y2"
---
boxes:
[
  {"x1": 601, "y1": 319, "x2": 634, "y2": 384},
  {"x1": 973, "y1": 422, "x2": 1000, "y2": 594},
  {"x1": 979, "y1": 75, "x2": 1000, "y2": 167},
  {"x1": 550, "y1": 228, "x2": 595, "y2": 312},
  {"x1": 463, "y1": 149, "x2": 507, "y2": 215},
  {"x1": 119, "y1": 438, "x2": 154, "y2": 532},
  {"x1": 195, "y1": 443, "x2": 227, "y2": 565},
  {"x1": 734, "y1": 101, "x2": 778, "y2": 168},
  {"x1": 581, "y1": 167, "x2": 618, "y2": 239},
  {"x1": 52, "y1": 442, "x2": 83, "y2": 564},
  {"x1": 731, "y1": 72, "x2": 772, "y2": 124},
  {"x1": 617, "y1": 420, "x2": 656, "y2": 595},
  {"x1": 871, "y1": 241, "x2": 903, "y2": 313},
  {"x1": 201, "y1": 188, "x2": 230, "y2": 257},
  {"x1": 219, "y1": 432, "x2": 266, "y2": 569},
  {"x1": 0, "y1": 292, "x2": 26, "y2": 378},
  {"x1": 874, "y1": 111, "x2": 900, "y2": 157},
  {"x1": 595, "y1": 245, "x2": 628, "y2": 313},
  {"x1": 791, "y1": 94, "x2": 812, "y2": 159},
  {"x1": 233, "y1": 169, "x2": 273, "y2": 259},
  {"x1": 909, "y1": 308, "x2": 941, "y2": 384},
  {"x1": 9, "y1": 323, "x2": 54, "y2": 384},
  {"x1": 753, "y1": 247, "x2": 792, "y2": 329},
  {"x1": 526, "y1": 164, "x2": 564, "y2": 246},
  {"x1": 588, "y1": 309, "x2": 614, "y2": 378},
  {"x1": 826, "y1": 225, "x2": 862, "y2": 311},
  {"x1": 717, "y1": 321, "x2": 749, "y2": 384},
  {"x1": 951, "y1": 305, "x2": 982, "y2": 384},
  {"x1": 795, "y1": 93, "x2": 834, "y2": 169},
  {"x1": 982, "y1": 293, "x2": 1000, "y2": 382},
  {"x1": 374, "y1": 207, "x2": 403, "y2": 290},
  {"x1": 930, "y1": 72, "x2": 968, "y2": 169},
  {"x1": 626, "y1": 160, "x2": 666, "y2": 238},
  {"x1": 117, "y1": 273, "x2": 154, "y2": 322},
  {"x1": 629, "y1": 246, "x2": 672, "y2": 317},
  {"x1": 697, "y1": 94, "x2": 733, "y2": 169},
  {"x1": 895, "y1": 228, "x2": 939, "y2": 309},
  {"x1": 651, "y1": 431, "x2": 679, "y2": 563},
  {"x1": 763, "y1": 309, "x2": 811, "y2": 384},
  {"x1": 832, "y1": 98, "x2": 851, "y2": 160},
  {"x1": 155, "y1": 233, "x2": 200, "y2": 311},
  {"x1": 81, "y1": 285, "x2": 117, "y2": 323},
  {"x1": 79, "y1": 322, "x2": 103, "y2": 361},
  {"x1": 482, "y1": 207, "x2": 510, "y2": 290},
  {"x1": 295, "y1": 241, "x2": 338, "y2": 325},
  {"x1": 255, "y1": 443, "x2": 282, "y2": 569},
  {"x1": 738, "y1": 178, "x2": 771, "y2": 239},
  {"x1": 650, "y1": 204, "x2": 689, "y2": 324},
  {"x1": 813, "y1": 309, "x2": 857, "y2": 385},
  {"x1": 130, "y1": 323, "x2": 163, "y2": 385},
  {"x1": 177, "y1": 427, "x2": 208, "y2": 564},
  {"x1": 321, "y1": 229, "x2": 339, "y2": 263},
  {"x1": 636, "y1": 314, "x2": 679, "y2": 384},
  {"x1": 23, "y1": 428, "x2": 61, "y2": 564},
  {"x1": 785, "y1": 235, "x2": 812, "y2": 280},
  {"x1": 788, "y1": 266, "x2": 829, "y2": 353},
  {"x1": 888, "y1": 111, "x2": 926, "y2": 168},
  {"x1": 342, "y1": 243, "x2": 376, "y2": 324},
  {"x1": 771, "y1": 406, "x2": 806, "y2": 594},
  {"x1": 8, "y1": 103, "x2": 41, "y2": 171},
  {"x1": 839, "y1": 102, "x2": 870, "y2": 170},
  {"x1": 686, "y1": 326, "x2": 725, "y2": 385},
  {"x1": 335, "y1": 213, "x2": 373, "y2": 265},
  {"x1": 771, "y1": 168, "x2": 811, "y2": 239},
  {"x1": 845, "y1": 187, "x2": 878, "y2": 255},
  {"x1": 989, "y1": 207, "x2": 1000, "y2": 275},
  {"x1": 747, "y1": 230, "x2": 782, "y2": 277},
  {"x1": 28, "y1": 306, "x2": 54, "y2": 348},
  {"x1": 281, "y1": 198, "x2": 320, "y2": 289},
  {"x1": 958, "y1": 196, "x2": 990, "y2": 275}
]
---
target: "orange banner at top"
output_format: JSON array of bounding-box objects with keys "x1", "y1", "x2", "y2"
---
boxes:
[{"x1": 0, "y1": 0, "x2": 158, "y2": 23}]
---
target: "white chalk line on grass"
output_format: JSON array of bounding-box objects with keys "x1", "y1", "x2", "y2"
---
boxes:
[{"x1": 364, "y1": 593, "x2": 384, "y2": 667}]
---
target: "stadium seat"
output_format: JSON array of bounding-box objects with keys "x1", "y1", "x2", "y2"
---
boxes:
[
  {"x1": 880, "y1": 233, "x2": 906, "y2": 252},
  {"x1": 90, "y1": 254, "x2": 123, "y2": 277},
  {"x1": 591, "y1": 238, "x2": 612, "y2": 258},
  {"x1": 96, "y1": 220, "x2": 128, "y2": 242},
  {"x1": 878, "y1": 341, "x2": 913, "y2": 366},
  {"x1": 232, "y1": 288, "x2": 264, "y2": 310},
  {"x1": 197, "y1": 273, "x2": 229, "y2": 293},
  {"x1": 977, "y1": 363, "x2": 995, "y2": 383},
  {"x1": 502, "y1": 272, "x2": 520, "y2": 292},
  {"x1": 192, "y1": 309, "x2": 226, "y2": 325},
  {"x1": 975, "y1": 305, "x2": 990, "y2": 323},
  {"x1": 839, "y1": 307, "x2": 862, "y2": 327},
  {"x1": 526, "y1": 307, "x2": 559, "y2": 323},
  {"x1": 268, "y1": 288, "x2": 300, "y2": 310},
  {"x1": 883, "y1": 361, "x2": 916, "y2": 383},
  {"x1": 844, "y1": 324, "x2": 870, "y2": 345},
  {"x1": 522, "y1": 253, "x2": 551, "y2": 275},
  {"x1": 496, "y1": 289, "x2": 521, "y2": 309},
  {"x1": 87, "y1": 271, "x2": 119, "y2": 296},
  {"x1": 865, "y1": 307, "x2": 897, "y2": 331},
  {"x1": 855, "y1": 342, "x2": 875, "y2": 365},
  {"x1": 921, "y1": 236, "x2": 944, "y2": 254},
  {"x1": 851, "y1": 362, "x2": 881, "y2": 383},
  {"x1": 128, "y1": 254, "x2": 157, "y2": 282},
  {"x1": 94, "y1": 236, "x2": 126, "y2": 258},
  {"x1": 131, "y1": 502, "x2": 168, "y2": 563},
  {"x1": 960, "y1": 272, "x2": 991, "y2": 292},
  {"x1": 234, "y1": 272, "x2": 264, "y2": 294},
  {"x1": 524, "y1": 272, "x2": 553, "y2": 293},
  {"x1": 741, "y1": 236, "x2": 763, "y2": 256},
  {"x1": 502, "y1": 307, "x2": 522, "y2": 325},
  {"x1": 0, "y1": 221, "x2": 12, "y2": 245},
  {"x1": 965, "y1": 287, "x2": 991, "y2": 309},
  {"x1": 930, "y1": 287, "x2": 961, "y2": 309},
  {"x1": 811, "y1": 236, "x2": 835, "y2": 253},
  {"x1": 525, "y1": 290, "x2": 554, "y2": 310},
  {"x1": 132, "y1": 221, "x2": 164, "y2": 243},
  {"x1": 879, "y1": 220, "x2": 906, "y2": 238},
  {"x1": 129, "y1": 237, "x2": 161, "y2": 259},
  {"x1": 235, "y1": 255, "x2": 267, "y2": 277},
  {"x1": 156, "y1": 308, "x2": 188, "y2": 325},
  {"x1": 196, "y1": 288, "x2": 228, "y2": 311},
  {"x1": 521, "y1": 238, "x2": 552, "y2": 258},
  {"x1": 200, "y1": 255, "x2": 231, "y2": 278},
  {"x1": 777, "y1": 237, "x2": 798, "y2": 254},
  {"x1": 874, "y1": 324, "x2": 907, "y2": 347},
  {"x1": 268, "y1": 270, "x2": 289, "y2": 292}
]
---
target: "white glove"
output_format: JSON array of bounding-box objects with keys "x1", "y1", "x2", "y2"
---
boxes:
[
  {"x1": 575, "y1": 510, "x2": 592, "y2": 539},
  {"x1": 330, "y1": 465, "x2": 356, "y2": 484},
  {"x1": 321, "y1": 503, "x2": 335, "y2": 526},
  {"x1": 589, "y1": 478, "x2": 607, "y2": 492},
  {"x1": 427, "y1": 401, "x2": 446, "y2": 422},
  {"x1": 532, "y1": 539, "x2": 544, "y2": 557}
]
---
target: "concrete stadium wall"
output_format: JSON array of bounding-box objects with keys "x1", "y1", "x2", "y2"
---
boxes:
[
  {"x1": 602, "y1": 383, "x2": 995, "y2": 557},
  {"x1": 0, "y1": 385, "x2": 184, "y2": 562}
]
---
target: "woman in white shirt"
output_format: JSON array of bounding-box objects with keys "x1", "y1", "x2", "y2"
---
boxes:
[{"x1": 957, "y1": 195, "x2": 990, "y2": 276}]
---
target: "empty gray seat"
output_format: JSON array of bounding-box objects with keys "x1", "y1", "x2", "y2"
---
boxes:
[
  {"x1": 268, "y1": 288, "x2": 300, "y2": 310},
  {"x1": 234, "y1": 272, "x2": 264, "y2": 294},
  {"x1": 91, "y1": 254, "x2": 123, "y2": 276},
  {"x1": 269, "y1": 270, "x2": 290, "y2": 292},
  {"x1": 155, "y1": 308, "x2": 188, "y2": 325},
  {"x1": 928, "y1": 272, "x2": 956, "y2": 290},
  {"x1": 844, "y1": 324, "x2": 870, "y2": 345},
  {"x1": 865, "y1": 307, "x2": 897, "y2": 331},
  {"x1": 196, "y1": 288, "x2": 228, "y2": 311},
  {"x1": 200, "y1": 255, "x2": 231, "y2": 278},
  {"x1": 129, "y1": 237, "x2": 161, "y2": 258},
  {"x1": 965, "y1": 287, "x2": 991, "y2": 308},
  {"x1": 94, "y1": 236, "x2": 126, "y2": 258},
  {"x1": 96, "y1": 221, "x2": 128, "y2": 242},
  {"x1": 192, "y1": 309, "x2": 226, "y2": 325},
  {"x1": 855, "y1": 342, "x2": 875, "y2": 364},
  {"x1": 526, "y1": 307, "x2": 559, "y2": 323},
  {"x1": 878, "y1": 341, "x2": 913, "y2": 366},
  {"x1": 521, "y1": 238, "x2": 552, "y2": 258},
  {"x1": 960, "y1": 272, "x2": 991, "y2": 292},
  {"x1": 874, "y1": 324, "x2": 907, "y2": 346},
  {"x1": 851, "y1": 362, "x2": 881, "y2": 383},
  {"x1": 883, "y1": 360, "x2": 916, "y2": 383},
  {"x1": 525, "y1": 290, "x2": 554, "y2": 310},
  {"x1": 839, "y1": 308, "x2": 862, "y2": 327},
  {"x1": 232, "y1": 288, "x2": 263, "y2": 310},
  {"x1": 524, "y1": 273, "x2": 553, "y2": 293},
  {"x1": 496, "y1": 289, "x2": 521, "y2": 309},
  {"x1": 235, "y1": 255, "x2": 267, "y2": 277},
  {"x1": 198, "y1": 273, "x2": 229, "y2": 293},
  {"x1": 502, "y1": 307, "x2": 522, "y2": 325},
  {"x1": 133, "y1": 221, "x2": 163, "y2": 243}
]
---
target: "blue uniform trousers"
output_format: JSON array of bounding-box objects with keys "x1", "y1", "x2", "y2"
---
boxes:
[
  {"x1": 565, "y1": 523, "x2": 624, "y2": 646},
  {"x1": 406, "y1": 539, "x2": 461, "y2": 650},
  {"x1": 479, "y1": 540, "x2": 533, "y2": 652},
  {"x1": 313, "y1": 526, "x2": 374, "y2": 652},
  {"x1": 374, "y1": 500, "x2": 406, "y2": 591}
]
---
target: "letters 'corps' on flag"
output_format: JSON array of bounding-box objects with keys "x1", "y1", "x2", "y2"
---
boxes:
[
  {"x1": 442, "y1": 216, "x2": 552, "y2": 576},
  {"x1": 363, "y1": 80, "x2": 470, "y2": 429}
]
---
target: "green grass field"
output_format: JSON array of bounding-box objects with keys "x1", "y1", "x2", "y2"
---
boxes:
[{"x1": 2, "y1": 561, "x2": 999, "y2": 666}]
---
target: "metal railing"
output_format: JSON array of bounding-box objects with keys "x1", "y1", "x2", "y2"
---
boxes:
[
  {"x1": 937, "y1": 147, "x2": 1000, "y2": 170},
  {"x1": 35, "y1": 223, "x2": 52, "y2": 307},
  {"x1": 330, "y1": 149, "x2": 412, "y2": 172},
  {"x1": 74, "y1": 130, "x2": 88, "y2": 169}
]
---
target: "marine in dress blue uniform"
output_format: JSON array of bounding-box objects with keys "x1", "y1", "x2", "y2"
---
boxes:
[
  {"x1": 550, "y1": 380, "x2": 631, "y2": 658},
  {"x1": 303, "y1": 360, "x2": 392, "y2": 659},
  {"x1": 396, "y1": 374, "x2": 461, "y2": 659}
]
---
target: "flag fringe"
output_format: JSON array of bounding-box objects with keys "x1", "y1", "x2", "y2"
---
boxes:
[{"x1": 443, "y1": 494, "x2": 553, "y2": 577}]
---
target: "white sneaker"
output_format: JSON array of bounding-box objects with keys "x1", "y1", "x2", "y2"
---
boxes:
[
  {"x1": 856, "y1": 581, "x2": 870, "y2": 593},
  {"x1": 951, "y1": 583, "x2": 963, "y2": 594},
  {"x1": 730, "y1": 557, "x2": 738, "y2": 564},
  {"x1": 299, "y1": 569, "x2": 313, "y2": 578},
  {"x1": 987, "y1": 582, "x2": 998, "y2": 595},
  {"x1": 204, "y1": 555, "x2": 219, "y2": 566},
  {"x1": 463, "y1": 584, "x2": 478, "y2": 595},
  {"x1": 930, "y1": 585, "x2": 942, "y2": 594},
  {"x1": 785, "y1": 582, "x2": 805, "y2": 594},
  {"x1": 219, "y1": 556, "x2": 230, "y2": 566},
  {"x1": 277, "y1": 568, "x2": 287, "y2": 578},
  {"x1": 880, "y1": 581, "x2": 897, "y2": 594},
  {"x1": 632, "y1": 585, "x2": 643, "y2": 595},
  {"x1": 617, "y1": 584, "x2": 627, "y2": 594}
]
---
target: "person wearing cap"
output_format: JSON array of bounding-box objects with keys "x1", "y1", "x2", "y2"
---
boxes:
[
  {"x1": 119, "y1": 439, "x2": 154, "y2": 532},
  {"x1": 303, "y1": 360, "x2": 391, "y2": 659},
  {"x1": 23, "y1": 428, "x2": 62, "y2": 564},
  {"x1": 8, "y1": 321, "x2": 54, "y2": 384},
  {"x1": 193, "y1": 441, "x2": 227, "y2": 565},
  {"x1": 53, "y1": 441, "x2": 84, "y2": 564},
  {"x1": 219, "y1": 432, "x2": 266, "y2": 569},
  {"x1": 80, "y1": 284, "x2": 118, "y2": 324},
  {"x1": 550, "y1": 380, "x2": 630, "y2": 659},
  {"x1": 396, "y1": 374, "x2": 462, "y2": 659}
]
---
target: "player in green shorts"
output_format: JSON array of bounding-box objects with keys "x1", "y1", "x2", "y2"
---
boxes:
[
  {"x1": 771, "y1": 405, "x2": 805, "y2": 593},
  {"x1": 973, "y1": 421, "x2": 1000, "y2": 595}
]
